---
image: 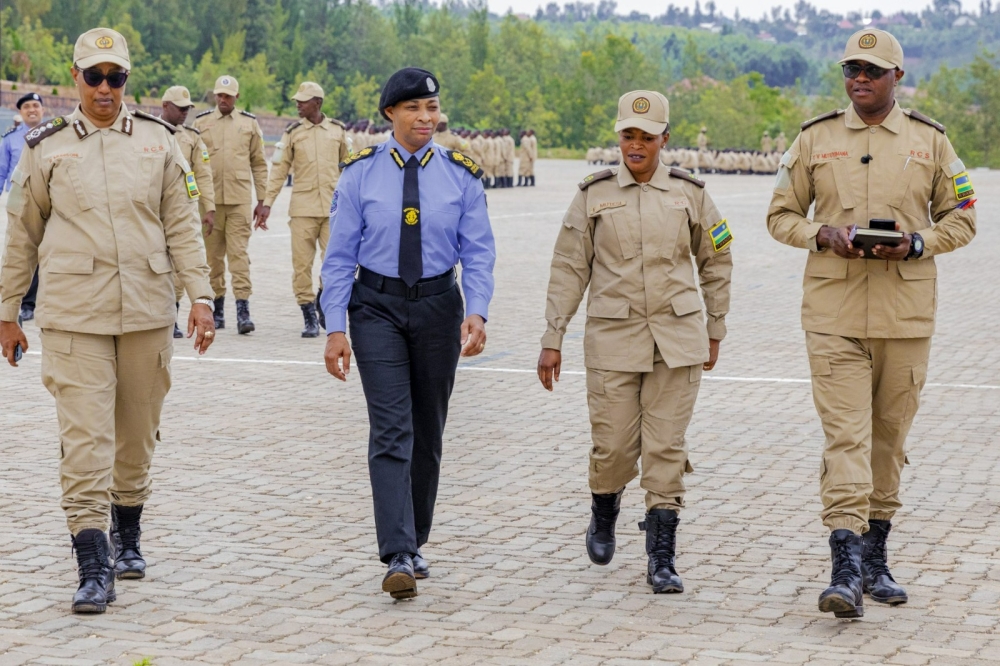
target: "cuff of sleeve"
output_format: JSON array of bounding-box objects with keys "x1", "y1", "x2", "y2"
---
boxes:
[
  {"x1": 0, "y1": 302, "x2": 22, "y2": 322},
  {"x1": 707, "y1": 318, "x2": 727, "y2": 341},
  {"x1": 255, "y1": 190, "x2": 266, "y2": 202},
  {"x1": 540, "y1": 330, "x2": 563, "y2": 351},
  {"x1": 917, "y1": 227, "x2": 938, "y2": 258},
  {"x1": 806, "y1": 222, "x2": 825, "y2": 252},
  {"x1": 465, "y1": 298, "x2": 489, "y2": 323},
  {"x1": 262, "y1": 197, "x2": 275, "y2": 209},
  {"x1": 328, "y1": 308, "x2": 347, "y2": 334},
  {"x1": 203, "y1": 203, "x2": 216, "y2": 213},
  {"x1": 185, "y1": 278, "x2": 214, "y2": 303}
]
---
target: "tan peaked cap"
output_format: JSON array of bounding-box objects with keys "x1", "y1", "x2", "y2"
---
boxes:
[
  {"x1": 214, "y1": 75, "x2": 239, "y2": 96},
  {"x1": 291, "y1": 81, "x2": 324, "y2": 102},
  {"x1": 74, "y1": 28, "x2": 131, "y2": 70},
  {"x1": 614, "y1": 90, "x2": 669, "y2": 135},
  {"x1": 162, "y1": 85, "x2": 194, "y2": 108},
  {"x1": 840, "y1": 29, "x2": 904, "y2": 70}
]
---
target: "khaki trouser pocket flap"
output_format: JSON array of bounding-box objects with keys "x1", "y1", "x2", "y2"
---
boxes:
[
  {"x1": 671, "y1": 292, "x2": 703, "y2": 316},
  {"x1": 912, "y1": 363, "x2": 927, "y2": 385},
  {"x1": 685, "y1": 460, "x2": 694, "y2": 473},
  {"x1": 41, "y1": 330, "x2": 72, "y2": 354},
  {"x1": 809, "y1": 356, "x2": 832, "y2": 376},
  {"x1": 897, "y1": 260, "x2": 937, "y2": 280},
  {"x1": 48, "y1": 253, "x2": 94, "y2": 275},
  {"x1": 148, "y1": 252, "x2": 174, "y2": 275},
  {"x1": 586, "y1": 370, "x2": 605, "y2": 395},
  {"x1": 159, "y1": 346, "x2": 173, "y2": 369},
  {"x1": 587, "y1": 297, "x2": 629, "y2": 319}
]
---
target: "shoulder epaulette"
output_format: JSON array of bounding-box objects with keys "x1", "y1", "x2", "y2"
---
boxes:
[
  {"x1": 906, "y1": 109, "x2": 946, "y2": 134},
  {"x1": 579, "y1": 169, "x2": 614, "y2": 190},
  {"x1": 329, "y1": 118, "x2": 346, "y2": 128},
  {"x1": 240, "y1": 110, "x2": 256, "y2": 119},
  {"x1": 445, "y1": 150, "x2": 483, "y2": 179},
  {"x1": 133, "y1": 110, "x2": 176, "y2": 134},
  {"x1": 284, "y1": 121, "x2": 302, "y2": 133},
  {"x1": 2, "y1": 125, "x2": 16, "y2": 138},
  {"x1": 669, "y1": 167, "x2": 705, "y2": 188},
  {"x1": 339, "y1": 146, "x2": 378, "y2": 170},
  {"x1": 182, "y1": 124, "x2": 200, "y2": 134},
  {"x1": 24, "y1": 117, "x2": 70, "y2": 148},
  {"x1": 196, "y1": 109, "x2": 213, "y2": 118},
  {"x1": 800, "y1": 109, "x2": 843, "y2": 130}
]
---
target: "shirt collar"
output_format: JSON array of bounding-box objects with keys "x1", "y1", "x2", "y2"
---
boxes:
[
  {"x1": 387, "y1": 133, "x2": 434, "y2": 165},
  {"x1": 845, "y1": 101, "x2": 903, "y2": 134},
  {"x1": 616, "y1": 162, "x2": 671, "y2": 191},
  {"x1": 301, "y1": 115, "x2": 326, "y2": 130},
  {"x1": 70, "y1": 104, "x2": 134, "y2": 138}
]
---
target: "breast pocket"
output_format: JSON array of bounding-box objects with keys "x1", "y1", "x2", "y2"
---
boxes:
[
  {"x1": 131, "y1": 154, "x2": 166, "y2": 212},
  {"x1": 594, "y1": 210, "x2": 638, "y2": 265},
  {"x1": 49, "y1": 159, "x2": 94, "y2": 218}
]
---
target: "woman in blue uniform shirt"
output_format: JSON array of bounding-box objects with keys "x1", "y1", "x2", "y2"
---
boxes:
[{"x1": 320, "y1": 68, "x2": 496, "y2": 600}]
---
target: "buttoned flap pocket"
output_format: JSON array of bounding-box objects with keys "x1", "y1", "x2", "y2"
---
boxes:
[
  {"x1": 671, "y1": 291, "x2": 703, "y2": 317},
  {"x1": 890, "y1": 148, "x2": 933, "y2": 209},
  {"x1": 896, "y1": 259, "x2": 937, "y2": 322},
  {"x1": 830, "y1": 159, "x2": 856, "y2": 210},
  {"x1": 62, "y1": 160, "x2": 94, "y2": 213},
  {"x1": 40, "y1": 329, "x2": 73, "y2": 355},
  {"x1": 47, "y1": 253, "x2": 94, "y2": 275},
  {"x1": 159, "y1": 344, "x2": 174, "y2": 369},
  {"x1": 148, "y1": 252, "x2": 174, "y2": 275},
  {"x1": 809, "y1": 356, "x2": 832, "y2": 376},
  {"x1": 587, "y1": 297, "x2": 630, "y2": 319},
  {"x1": 804, "y1": 255, "x2": 848, "y2": 279},
  {"x1": 593, "y1": 209, "x2": 637, "y2": 264},
  {"x1": 6, "y1": 167, "x2": 29, "y2": 216},
  {"x1": 897, "y1": 259, "x2": 937, "y2": 281},
  {"x1": 132, "y1": 154, "x2": 163, "y2": 205}
]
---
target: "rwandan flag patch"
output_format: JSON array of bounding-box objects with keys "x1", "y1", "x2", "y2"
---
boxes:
[
  {"x1": 709, "y1": 219, "x2": 733, "y2": 252},
  {"x1": 953, "y1": 172, "x2": 974, "y2": 200},
  {"x1": 184, "y1": 172, "x2": 201, "y2": 199}
]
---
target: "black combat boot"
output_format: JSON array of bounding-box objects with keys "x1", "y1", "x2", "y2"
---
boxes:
[
  {"x1": 529, "y1": 176, "x2": 536, "y2": 186},
  {"x1": 173, "y1": 303, "x2": 183, "y2": 339},
  {"x1": 300, "y1": 303, "x2": 320, "y2": 338},
  {"x1": 517, "y1": 176, "x2": 524, "y2": 186},
  {"x1": 315, "y1": 288, "x2": 326, "y2": 330},
  {"x1": 586, "y1": 489, "x2": 623, "y2": 565},
  {"x1": 71, "y1": 528, "x2": 116, "y2": 613},
  {"x1": 213, "y1": 296, "x2": 225, "y2": 329},
  {"x1": 111, "y1": 504, "x2": 146, "y2": 580},
  {"x1": 382, "y1": 552, "x2": 417, "y2": 599},
  {"x1": 862, "y1": 520, "x2": 908, "y2": 605},
  {"x1": 236, "y1": 299, "x2": 255, "y2": 334},
  {"x1": 818, "y1": 529, "x2": 864, "y2": 618},
  {"x1": 640, "y1": 509, "x2": 684, "y2": 593}
]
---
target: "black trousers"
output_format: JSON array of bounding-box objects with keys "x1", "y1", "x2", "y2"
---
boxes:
[
  {"x1": 348, "y1": 279, "x2": 463, "y2": 563},
  {"x1": 23, "y1": 269, "x2": 38, "y2": 309}
]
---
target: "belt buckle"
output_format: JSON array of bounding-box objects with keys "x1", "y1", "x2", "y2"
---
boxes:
[{"x1": 406, "y1": 284, "x2": 420, "y2": 300}]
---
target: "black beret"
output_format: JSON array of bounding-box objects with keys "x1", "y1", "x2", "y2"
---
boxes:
[
  {"x1": 378, "y1": 68, "x2": 440, "y2": 121},
  {"x1": 16, "y1": 93, "x2": 42, "y2": 109}
]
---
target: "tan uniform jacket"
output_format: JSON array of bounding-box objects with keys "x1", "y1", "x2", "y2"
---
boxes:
[
  {"x1": 263, "y1": 116, "x2": 349, "y2": 217},
  {"x1": 433, "y1": 130, "x2": 466, "y2": 152},
  {"x1": 502, "y1": 135, "x2": 515, "y2": 161},
  {"x1": 0, "y1": 105, "x2": 212, "y2": 332},
  {"x1": 175, "y1": 124, "x2": 215, "y2": 213},
  {"x1": 768, "y1": 103, "x2": 976, "y2": 338},
  {"x1": 542, "y1": 165, "x2": 733, "y2": 371},
  {"x1": 528, "y1": 135, "x2": 538, "y2": 160},
  {"x1": 193, "y1": 108, "x2": 268, "y2": 205}
]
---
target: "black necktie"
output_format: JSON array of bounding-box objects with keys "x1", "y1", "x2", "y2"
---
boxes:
[{"x1": 398, "y1": 155, "x2": 422, "y2": 287}]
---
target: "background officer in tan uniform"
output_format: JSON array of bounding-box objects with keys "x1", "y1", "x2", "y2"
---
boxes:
[
  {"x1": 194, "y1": 75, "x2": 268, "y2": 334},
  {"x1": 260, "y1": 82, "x2": 349, "y2": 338},
  {"x1": 0, "y1": 28, "x2": 216, "y2": 614},
  {"x1": 160, "y1": 85, "x2": 216, "y2": 338},
  {"x1": 761, "y1": 130, "x2": 773, "y2": 153},
  {"x1": 538, "y1": 90, "x2": 733, "y2": 594},
  {"x1": 432, "y1": 113, "x2": 465, "y2": 151},
  {"x1": 768, "y1": 29, "x2": 976, "y2": 619}
]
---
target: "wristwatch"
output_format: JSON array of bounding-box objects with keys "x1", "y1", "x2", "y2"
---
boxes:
[
  {"x1": 193, "y1": 297, "x2": 215, "y2": 307},
  {"x1": 906, "y1": 232, "x2": 924, "y2": 260}
]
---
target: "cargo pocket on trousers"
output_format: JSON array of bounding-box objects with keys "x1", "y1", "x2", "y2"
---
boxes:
[
  {"x1": 902, "y1": 363, "x2": 927, "y2": 423},
  {"x1": 585, "y1": 369, "x2": 611, "y2": 441}
]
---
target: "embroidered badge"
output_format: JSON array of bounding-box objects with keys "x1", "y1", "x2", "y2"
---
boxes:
[
  {"x1": 330, "y1": 190, "x2": 339, "y2": 215},
  {"x1": 73, "y1": 119, "x2": 88, "y2": 139},
  {"x1": 389, "y1": 147, "x2": 405, "y2": 168},
  {"x1": 184, "y1": 172, "x2": 200, "y2": 199},
  {"x1": 96, "y1": 36, "x2": 114, "y2": 49},
  {"x1": 632, "y1": 97, "x2": 651, "y2": 114},
  {"x1": 420, "y1": 148, "x2": 435, "y2": 167},
  {"x1": 426, "y1": 77, "x2": 436, "y2": 93},
  {"x1": 589, "y1": 201, "x2": 626, "y2": 215},
  {"x1": 709, "y1": 219, "x2": 733, "y2": 252},
  {"x1": 201, "y1": 149, "x2": 210, "y2": 162},
  {"x1": 859, "y1": 34, "x2": 877, "y2": 49},
  {"x1": 403, "y1": 207, "x2": 420, "y2": 226},
  {"x1": 953, "y1": 172, "x2": 974, "y2": 200}
]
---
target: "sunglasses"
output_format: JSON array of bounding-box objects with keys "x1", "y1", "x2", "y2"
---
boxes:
[
  {"x1": 842, "y1": 63, "x2": 892, "y2": 80},
  {"x1": 76, "y1": 67, "x2": 129, "y2": 89}
]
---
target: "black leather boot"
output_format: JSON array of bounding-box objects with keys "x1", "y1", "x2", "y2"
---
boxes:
[
  {"x1": 315, "y1": 288, "x2": 326, "y2": 330},
  {"x1": 863, "y1": 520, "x2": 908, "y2": 605},
  {"x1": 111, "y1": 504, "x2": 146, "y2": 580},
  {"x1": 236, "y1": 299, "x2": 255, "y2": 334},
  {"x1": 413, "y1": 548, "x2": 429, "y2": 579},
  {"x1": 71, "y1": 528, "x2": 116, "y2": 613},
  {"x1": 818, "y1": 529, "x2": 864, "y2": 618},
  {"x1": 586, "y1": 489, "x2": 623, "y2": 565},
  {"x1": 173, "y1": 303, "x2": 183, "y2": 338},
  {"x1": 382, "y1": 552, "x2": 417, "y2": 599},
  {"x1": 530, "y1": 176, "x2": 536, "y2": 186},
  {"x1": 213, "y1": 296, "x2": 225, "y2": 329},
  {"x1": 517, "y1": 176, "x2": 523, "y2": 186},
  {"x1": 640, "y1": 509, "x2": 683, "y2": 593},
  {"x1": 300, "y1": 303, "x2": 320, "y2": 338}
]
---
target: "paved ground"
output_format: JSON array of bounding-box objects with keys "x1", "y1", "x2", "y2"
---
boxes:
[{"x1": 1, "y1": 160, "x2": 998, "y2": 666}]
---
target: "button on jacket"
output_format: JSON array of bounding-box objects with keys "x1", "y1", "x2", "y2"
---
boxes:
[
  {"x1": 263, "y1": 116, "x2": 350, "y2": 217},
  {"x1": 193, "y1": 108, "x2": 268, "y2": 205},
  {"x1": 767, "y1": 102, "x2": 977, "y2": 339},
  {"x1": 0, "y1": 105, "x2": 213, "y2": 333},
  {"x1": 174, "y1": 123, "x2": 215, "y2": 214},
  {"x1": 542, "y1": 165, "x2": 733, "y2": 372}
]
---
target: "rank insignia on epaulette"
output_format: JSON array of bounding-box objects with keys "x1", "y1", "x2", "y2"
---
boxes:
[
  {"x1": 953, "y1": 172, "x2": 974, "y2": 200},
  {"x1": 25, "y1": 117, "x2": 69, "y2": 148},
  {"x1": 184, "y1": 172, "x2": 201, "y2": 199},
  {"x1": 709, "y1": 219, "x2": 733, "y2": 252},
  {"x1": 340, "y1": 146, "x2": 376, "y2": 170},
  {"x1": 446, "y1": 150, "x2": 481, "y2": 178},
  {"x1": 389, "y1": 147, "x2": 405, "y2": 168},
  {"x1": 421, "y1": 148, "x2": 435, "y2": 167}
]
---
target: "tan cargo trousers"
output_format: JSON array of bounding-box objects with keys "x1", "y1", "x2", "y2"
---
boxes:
[
  {"x1": 586, "y1": 350, "x2": 702, "y2": 511},
  {"x1": 206, "y1": 203, "x2": 253, "y2": 300},
  {"x1": 290, "y1": 216, "x2": 329, "y2": 305},
  {"x1": 806, "y1": 332, "x2": 931, "y2": 535},
  {"x1": 40, "y1": 326, "x2": 173, "y2": 535}
]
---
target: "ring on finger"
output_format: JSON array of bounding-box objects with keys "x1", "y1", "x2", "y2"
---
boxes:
[{"x1": 204, "y1": 331, "x2": 215, "y2": 338}]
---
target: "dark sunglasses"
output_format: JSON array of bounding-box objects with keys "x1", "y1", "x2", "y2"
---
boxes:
[
  {"x1": 76, "y1": 67, "x2": 129, "y2": 89},
  {"x1": 842, "y1": 63, "x2": 892, "y2": 80}
]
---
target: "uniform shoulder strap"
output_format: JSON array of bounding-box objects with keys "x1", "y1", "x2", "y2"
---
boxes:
[
  {"x1": 285, "y1": 120, "x2": 302, "y2": 134},
  {"x1": 182, "y1": 124, "x2": 201, "y2": 134},
  {"x1": 669, "y1": 167, "x2": 705, "y2": 188},
  {"x1": 800, "y1": 109, "x2": 843, "y2": 130},
  {"x1": 24, "y1": 117, "x2": 70, "y2": 148},
  {"x1": 445, "y1": 149, "x2": 483, "y2": 179},
  {"x1": 339, "y1": 146, "x2": 378, "y2": 170},
  {"x1": 133, "y1": 109, "x2": 177, "y2": 134},
  {"x1": 579, "y1": 169, "x2": 614, "y2": 190},
  {"x1": 240, "y1": 110, "x2": 257, "y2": 119},
  {"x1": 329, "y1": 117, "x2": 346, "y2": 129},
  {"x1": 2, "y1": 125, "x2": 16, "y2": 138},
  {"x1": 195, "y1": 109, "x2": 213, "y2": 118},
  {"x1": 905, "y1": 109, "x2": 946, "y2": 134}
]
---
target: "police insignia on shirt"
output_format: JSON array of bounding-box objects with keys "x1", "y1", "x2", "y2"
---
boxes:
[
  {"x1": 952, "y1": 171, "x2": 974, "y2": 200},
  {"x1": 403, "y1": 207, "x2": 420, "y2": 226},
  {"x1": 709, "y1": 219, "x2": 733, "y2": 252},
  {"x1": 184, "y1": 172, "x2": 200, "y2": 199}
]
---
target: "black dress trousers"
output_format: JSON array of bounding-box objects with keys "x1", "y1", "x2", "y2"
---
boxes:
[{"x1": 348, "y1": 278, "x2": 463, "y2": 562}]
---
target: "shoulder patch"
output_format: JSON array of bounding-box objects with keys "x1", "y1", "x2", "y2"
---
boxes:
[
  {"x1": 2, "y1": 125, "x2": 16, "y2": 138},
  {"x1": 182, "y1": 124, "x2": 200, "y2": 135},
  {"x1": 285, "y1": 121, "x2": 302, "y2": 134},
  {"x1": 24, "y1": 117, "x2": 70, "y2": 148},
  {"x1": 800, "y1": 109, "x2": 844, "y2": 130},
  {"x1": 906, "y1": 109, "x2": 946, "y2": 134},
  {"x1": 669, "y1": 167, "x2": 705, "y2": 188},
  {"x1": 579, "y1": 169, "x2": 614, "y2": 190},
  {"x1": 446, "y1": 150, "x2": 483, "y2": 179},
  {"x1": 196, "y1": 109, "x2": 213, "y2": 118},
  {"x1": 133, "y1": 110, "x2": 177, "y2": 134},
  {"x1": 240, "y1": 110, "x2": 257, "y2": 119},
  {"x1": 339, "y1": 146, "x2": 377, "y2": 170}
]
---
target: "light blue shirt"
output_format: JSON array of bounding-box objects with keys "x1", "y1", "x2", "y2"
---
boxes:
[
  {"x1": 320, "y1": 135, "x2": 496, "y2": 333},
  {"x1": 0, "y1": 123, "x2": 29, "y2": 192}
]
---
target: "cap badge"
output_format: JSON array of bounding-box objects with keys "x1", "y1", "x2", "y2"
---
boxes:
[
  {"x1": 632, "y1": 97, "x2": 651, "y2": 114},
  {"x1": 221, "y1": 77, "x2": 231, "y2": 86},
  {"x1": 182, "y1": 89, "x2": 190, "y2": 98},
  {"x1": 426, "y1": 77, "x2": 436, "y2": 93},
  {"x1": 96, "y1": 36, "x2": 114, "y2": 49},
  {"x1": 859, "y1": 34, "x2": 877, "y2": 49}
]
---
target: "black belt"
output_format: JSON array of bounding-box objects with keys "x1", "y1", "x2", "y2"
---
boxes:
[{"x1": 357, "y1": 266, "x2": 456, "y2": 300}]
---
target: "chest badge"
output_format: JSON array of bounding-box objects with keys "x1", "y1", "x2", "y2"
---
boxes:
[{"x1": 403, "y1": 207, "x2": 420, "y2": 226}]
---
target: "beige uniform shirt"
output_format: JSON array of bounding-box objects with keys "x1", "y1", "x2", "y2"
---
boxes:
[
  {"x1": 767, "y1": 103, "x2": 977, "y2": 339},
  {"x1": 542, "y1": 165, "x2": 734, "y2": 372},
  {"x1": 175, "y1": 123, "x2": 215, "y2": 213},
  {"x1": 263, "y1": 116, "x2": 349, "y2": 217},
  {"x1": 193, "y1": 108, "x2": 268, "y2": 205},
  {"x1": 433, "y1": 130, "x2": 466, "y2": 152},
  {"x1": 0, "y1": 106, "x2": 212, "y2": 332}
]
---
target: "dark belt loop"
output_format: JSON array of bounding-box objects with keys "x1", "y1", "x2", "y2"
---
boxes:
[{"x1": 375, "y1": 274, "x2": 384, "y2": 292}]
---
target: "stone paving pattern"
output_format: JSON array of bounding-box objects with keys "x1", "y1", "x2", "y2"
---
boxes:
[{"x1": 0, "y1": 161, "x2": 998, "y2": 666}]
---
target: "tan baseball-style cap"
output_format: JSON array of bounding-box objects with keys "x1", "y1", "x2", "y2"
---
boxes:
[
  {"x1": 614, "y1": 90, "x2": 670, "y2": 135},
  {"x1": 74, "y1": 28, "x2": 131, "y2": 70},
  {"x1": 439, "y1": 112, "x2": 449, "y2": 124},
  {"x1": 291, "y1": 81, "x2": 324, "y2": 102},
  {"x1": 162, "y1": 85, "x2": 194, "y2": 108},
  {"x1": 214, "y1": 75, "x2": 239, "y2": 96},
  {"x1": 839, "y1": 29, "x2": 904, "y2": 70}
]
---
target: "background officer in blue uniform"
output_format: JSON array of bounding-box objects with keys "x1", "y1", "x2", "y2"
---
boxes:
[{"x1": 321, "y1": 67, "x2": 496, "y2": 600}]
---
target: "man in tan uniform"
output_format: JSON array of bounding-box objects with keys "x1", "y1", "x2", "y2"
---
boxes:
[
  {"x1": 160, "y1": 85, "x2": 216, "y2": 338},
  {"x1": 0, "y1": 28, "x2": 216, "y2": 613},
  {"x1": 761, "y1": 130, "x2": 773, "y2": 153},
  {"x1": 775, "y1": 131, "x2": 788, "y2": 154},
  {"x1": 500, "y1": 128, "x2": 516, "y2": 188},
  {"x1": 432, "y1": 112, "x2": 466, "y2": 151},
  {"x1": 768, "y1": 29, "x2": 976, "y2": 618},
  {"x1": 194, "y1": 75, "x2": 268, "y2": 334},
  {"x1": 517, "y1": 129, "x2": 537, "y2": 186},
  {"x1": 260, "y1": 82, "x2": 349, "y2": 337},
  {"x1": 538, "y1": 91, "x2": 733, "y2": 594}
]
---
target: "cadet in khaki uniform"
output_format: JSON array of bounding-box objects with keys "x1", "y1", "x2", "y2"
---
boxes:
[
  {"x1": 432, "y1": 113, "x2": 466, "y2": 151},
  {"x1": 260, "y1": 82, "x2": 349, "y2": 338},
  {"x1": 768, "y1": 29, "x2": 976, "y2": 619},
  {"x1": 160, "y1": 85, "x2": 216, "y2": 338},
  {"x1": 761, "y1": 130, "x2": 773, "y2": 153},
  {"x1": 538, "y1": 91, "x2": 733, "y2": 594},
  {"x1": 194, "y1": 75, "x2": 269, "y2": 334},
  {"x1": 0, "y1": 28, "x2": 216, "y2": 614}
]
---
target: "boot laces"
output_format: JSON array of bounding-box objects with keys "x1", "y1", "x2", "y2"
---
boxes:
[
  {"x1": 863, "y1": 527, "x2": 892, "y2": 579},
  {"x1": 648, "y1": 517, "x2": 677, "y2": 569},
  {"x1": 114, "y1": 508, "x2": 142, "y2": 554},
  {"x1": 830, "y1": 538, "x2": 861, "y2": 586},
  {"x1": 592, "y1": 497, "x2": 618, "y2": 534},
  {"x1": 72, "y1": 535, "x2": 108, "y2": 579}
]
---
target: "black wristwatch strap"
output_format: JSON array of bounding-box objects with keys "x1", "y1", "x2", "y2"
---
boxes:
[{"x1": 906, "y1": 232, "x2": 924, "y2": 260}]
